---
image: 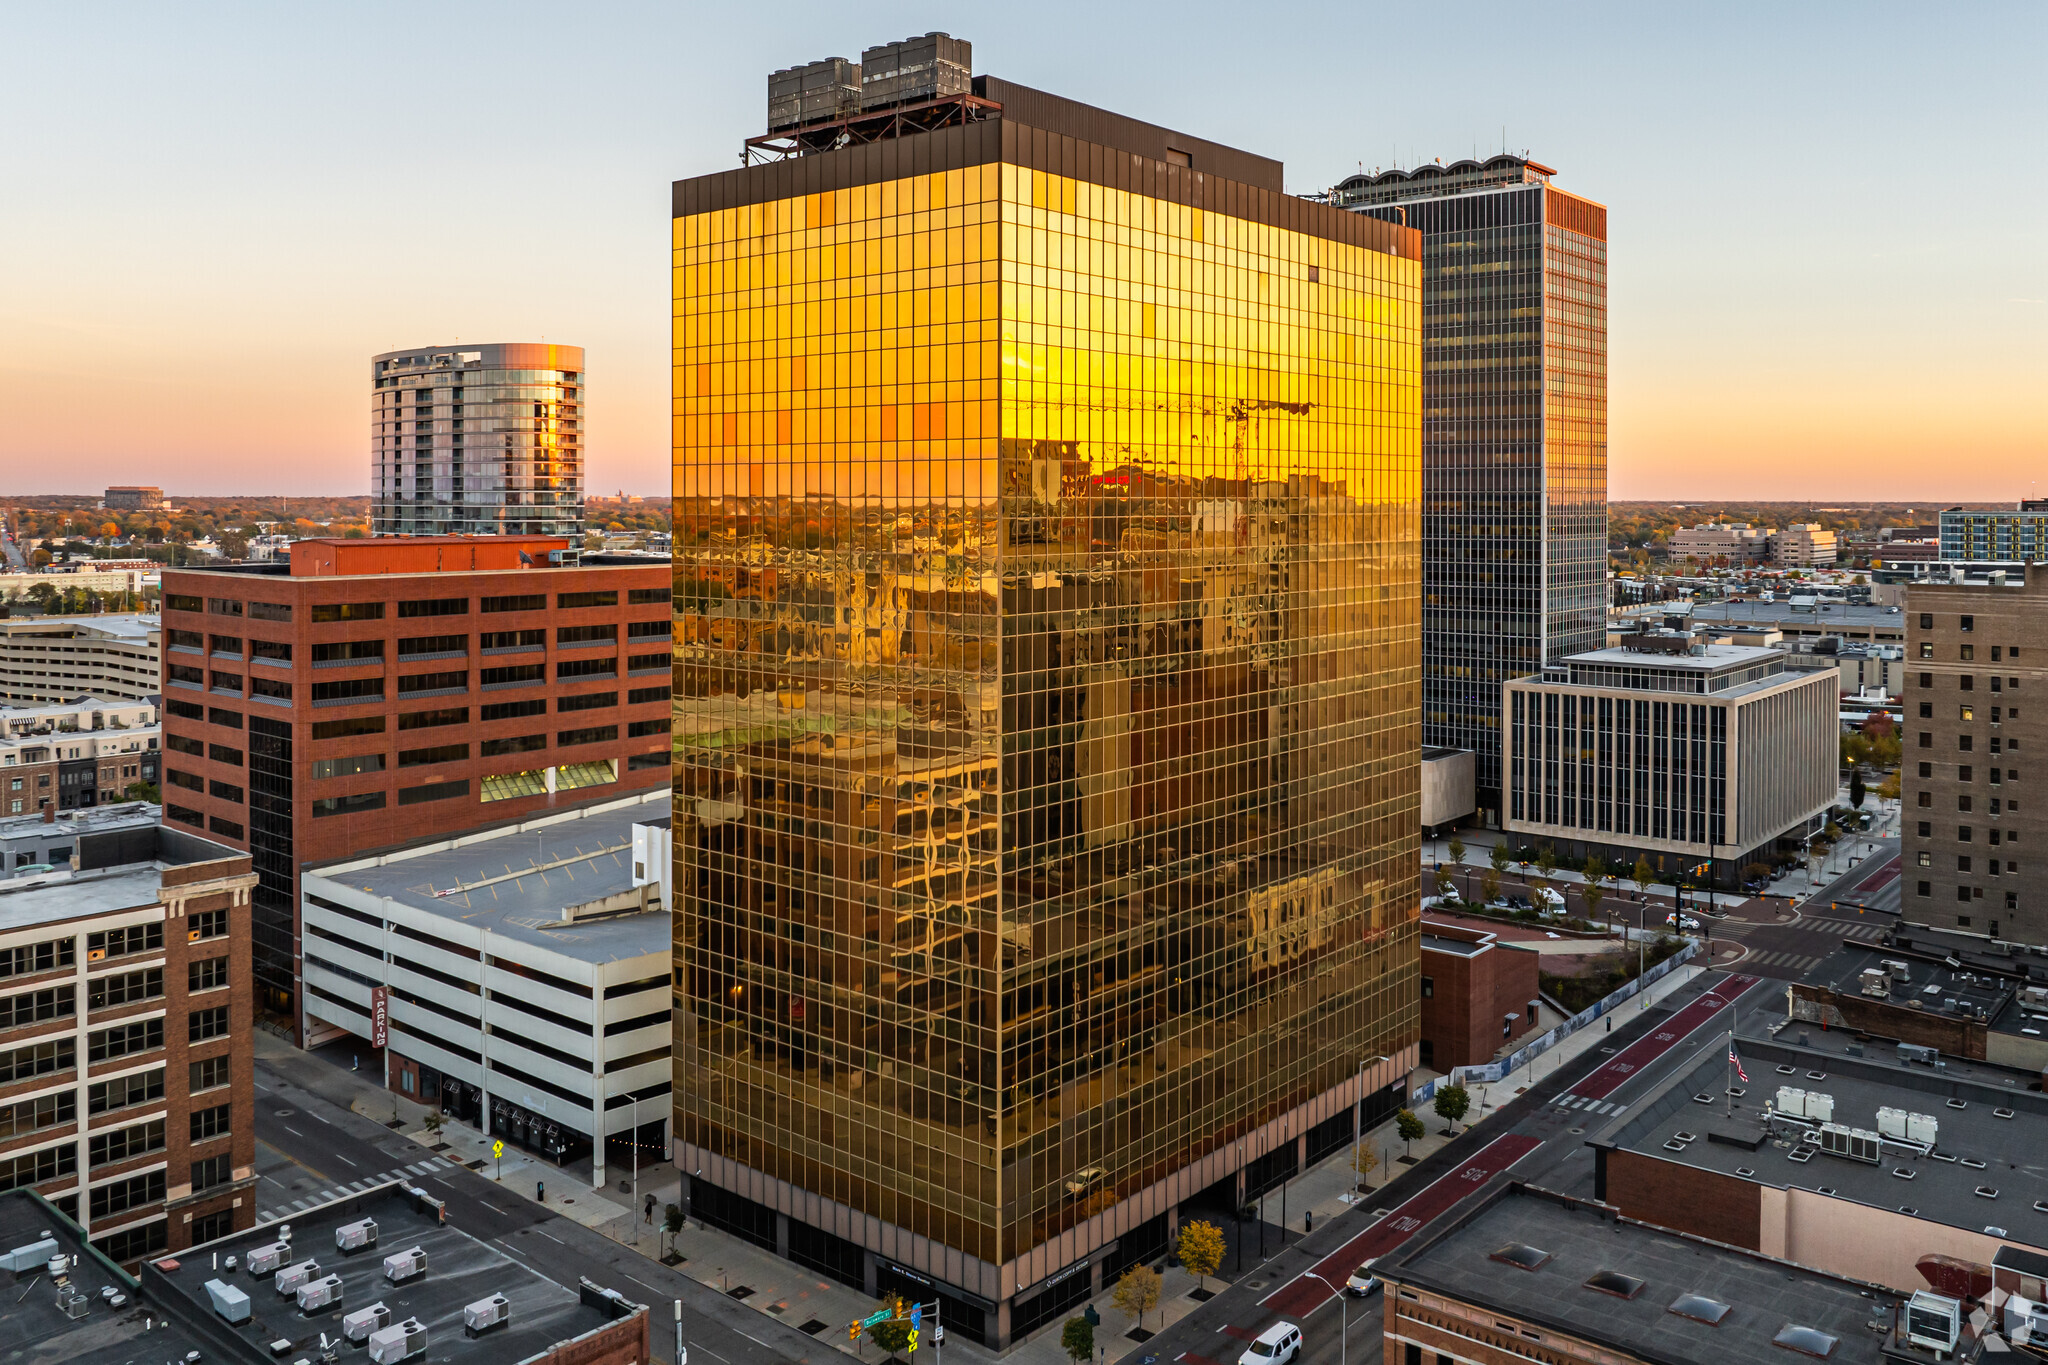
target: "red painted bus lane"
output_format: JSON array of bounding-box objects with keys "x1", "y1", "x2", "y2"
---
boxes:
[
  {"x1": 1259, "y1": 1132, "x2": 1541, "y2": 1320},
  {"x1": 1569, "y1": 972, "x2": 1760, "y2": 1102}
]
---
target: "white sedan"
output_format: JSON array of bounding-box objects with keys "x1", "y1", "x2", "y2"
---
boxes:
[{"x1": 1665, "y1": 912, "x2": 1702, "y2": 930}]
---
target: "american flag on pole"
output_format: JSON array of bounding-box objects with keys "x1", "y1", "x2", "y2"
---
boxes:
[{"x1": 1728, "y1": 1041, "x2": 1749, "y2": 1083}]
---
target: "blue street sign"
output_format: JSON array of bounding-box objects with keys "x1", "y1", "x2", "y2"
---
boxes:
[{"x1": 911, "y1": 1304, "x2": 923, "y2": 1331}]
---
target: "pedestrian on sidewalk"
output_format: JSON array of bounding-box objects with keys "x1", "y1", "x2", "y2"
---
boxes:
[{"x1": 537, "y1": 1180, "x2": 545, "y2": 1203}]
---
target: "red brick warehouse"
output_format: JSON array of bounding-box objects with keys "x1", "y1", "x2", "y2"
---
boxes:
[{"x1": 161, "y1": 537, "x2": 672, "y2": 1040}]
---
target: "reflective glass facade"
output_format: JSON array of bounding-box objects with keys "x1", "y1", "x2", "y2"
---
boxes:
[
  {"x1": 371, "y1": 342, "x2": 586, "y2": 538},
  {"x1": 673, "y1": 128, "x2": 1420, "y2": 1342},
  {"x1": 1336, "y1": 161, "x2": 1607, "y2": 820}
]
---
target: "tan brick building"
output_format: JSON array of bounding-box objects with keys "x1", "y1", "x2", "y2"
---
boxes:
[{"x1": 1903, "y1": 571, "x2": 2048, "y2": 941}]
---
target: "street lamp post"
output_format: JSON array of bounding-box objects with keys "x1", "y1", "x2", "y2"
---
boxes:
[
  {"x1": 1351, "y1": 1058, "x2": 1368, "y2": 1195},
  {"x1": 1303, "y1": 1272, "x2": 1348, "y2": 1365}
]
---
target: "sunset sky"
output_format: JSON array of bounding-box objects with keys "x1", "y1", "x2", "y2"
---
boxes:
[{"x1": 4, "y1": 1, "x2": 2042, "y2": 500}]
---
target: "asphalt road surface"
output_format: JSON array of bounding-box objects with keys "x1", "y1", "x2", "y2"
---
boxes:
[
  {"x1": 252, "y1": 1056, "x2": 830, "y2": 1365},
  {"x1": 1133, "y1": 968, "x2": 1776, "y2": 1365}
]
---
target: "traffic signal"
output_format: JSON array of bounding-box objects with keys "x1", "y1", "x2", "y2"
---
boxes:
[{"x1": 849, "y1": 1323, "x2": 862, "y2": 1341}]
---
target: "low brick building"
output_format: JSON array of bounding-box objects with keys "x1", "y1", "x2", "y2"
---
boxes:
[{"x1": 1419, "y1": 918, "x2": 1543, "y2": 1071}]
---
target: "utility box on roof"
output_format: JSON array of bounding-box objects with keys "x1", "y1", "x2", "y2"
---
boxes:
[
  {"x1": 344, "y1": 1302, "x2": 393, "y2": 1343},
  {"x1": 275, "y1": 1260, "x2": 318, "y2": 1296},
  {"x1": 297, "y1": 1274, "x2": 344, "y2": 1312},
  {"x1": 383, "y1": 1246, "x2": 427, "y2": 1284},
  {"x1": 463, "y1": 1294, "x2": 510, "y2": 1333},
  {"x1": 368, "y1": 1318, "x2": 427, "y2": 1364},
  {"x1": 336, "y1": 1219, "x2": 378, "y2": 1254},
  {"x1": 246, "y1": 1241, "x2": 291, "y2": 1276}
]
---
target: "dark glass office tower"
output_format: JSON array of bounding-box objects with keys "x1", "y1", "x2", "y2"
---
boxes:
[{"x1": 1334, "y1": 157, "x2": 1607, "y2": 824}]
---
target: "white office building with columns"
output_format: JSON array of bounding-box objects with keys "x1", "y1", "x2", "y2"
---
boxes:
[
  {"x1": 1502, "y1": 632, "x2": 1838, "y2": 887},
  {"x1": 298, "y1": 789, "x2": 670, "y2": 1188}
]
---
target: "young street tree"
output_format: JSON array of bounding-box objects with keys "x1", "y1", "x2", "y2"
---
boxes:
[
  {"x1": 1632, "y1": 855, "x2": 1657, "y2": 909},
  {"x1": 1177, "y1": 1220, "x2": 1226, "y2": 1293},
  {"x1": 868, "y1": 1302, "x2": 914, "y2": 1361},
  {"x1": 1490, "y1": 840, "x2": 1511, "y2": 877},
  {"x1": 1061, "y1": 1317, "x2": 1095, "y2": 1363},
  {"x1": 1481, "y1": 867, "x2": 1502, "y2": 907},
  {"x1": 1396, "y1": 1108, "x2": 1426, "y2": 1155},
  {"x1": 1433, "y1": 1083, "x2": 1472, "y2": 1135},
  {"x1": 1113, "y1": 1265, "x2": 1162, "y2": 1332},
  {"x1": 1351, "y1": 1141, "x2": 1380, "y2": 1189},
  {"x1": 1447, "y1": 835, "x2": 1466, "y2": 867}
]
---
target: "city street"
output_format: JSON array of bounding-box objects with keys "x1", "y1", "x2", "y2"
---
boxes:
[
  {"x1": 1129, "y1": 967, "x2": 1774, "y2": 1365},
  {"x1": 251, "y1": 1050, "x2": 830, "y2": 1365}
]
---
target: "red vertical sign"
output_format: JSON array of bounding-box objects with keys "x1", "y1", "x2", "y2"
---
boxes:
[{"x1": 370, "y1": 986, "x2": 389, "y2": 1049}]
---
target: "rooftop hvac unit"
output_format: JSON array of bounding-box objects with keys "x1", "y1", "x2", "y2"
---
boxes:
[
  {"x1": 344, "y1": 1302, "x2": 393, "y2": 1343},
  {"x1": 1905, "y1": 1290, "x2": 1962, "y2": 1353},
  {"x1": 766, "y1": 57, "x2": 862, "y2": 132},
  {"x1": 1884, "y1": 959, "x2": 1912, "y2": 982},
  {"x1": 1860, "y1": 968, "x2": 1891, "y2": 998},
  {"x1": 1806, "y1": 1091, "x2": 1835, "y2": 1123},
  {"x1": 1776, "y1": 1086, "x2": 1807, "y2": 1117},
  {"x1": 204, "y1": 1278, "x2": 251, "y2": 1324},
  {"x1": 246, "y1": 1241, "x2": 292, "y2": 1276},
  {"x1": 367, "y1": 1318, "x2": 428, "y2": 1365},
  {"x1": 1818, "y1": 1122, "x2": 1881, "y2": 1164},
  {"x1": 1876, "y1": 1108, "x2": 1941, "y2": 1148},
  {"x1": 1908, "y1": 1112, "x2": 1940, "y2": 1146},
  {"x1": 463, "y1": 1294, "x2": 510, "y2": 1333},
  {"x1": 382, "y1": 1247, "x2": 427, "y2": 1284},
  {"x1": 296, "y1": 1274, "x2": 344, "y2": 1313},
  {"x1": 335, "y1": 1219, "x2": 378, "y2": 1253},
  {"x1": 857, "y1": 32, "x2": 972, "y2": 112},
  {"x1": 274, "y1": 1260, "x2": 318, "y2": 1296}
]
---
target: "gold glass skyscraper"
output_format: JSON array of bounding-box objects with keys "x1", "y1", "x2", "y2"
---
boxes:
[{"x1": 672, "y1": 75, "x2": 1422, "y2": 1346}]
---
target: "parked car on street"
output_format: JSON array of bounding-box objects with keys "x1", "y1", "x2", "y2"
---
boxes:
[{"x1": 1238, "y1": 1322, "x2": 1303, "y2": 1363}]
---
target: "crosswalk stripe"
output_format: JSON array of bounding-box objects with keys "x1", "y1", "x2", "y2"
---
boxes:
[{"x1": 290, "y1": 1199, "x2": 309, "y2": 1210}]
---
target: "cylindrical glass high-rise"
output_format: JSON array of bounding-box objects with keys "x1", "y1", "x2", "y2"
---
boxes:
[{"x1": 370, "y1": 342, "x2": 585, "y2": 539}]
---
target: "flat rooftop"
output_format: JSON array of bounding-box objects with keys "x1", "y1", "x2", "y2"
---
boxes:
[
  {"x1": 0, "y1": 801, "x2": 159, "y2": 841},
  {"x1": 1562, "y1": 642, "x2": 1784, "y2": 671},
  {"x1": 0, "y1": 826, "x2": 243, "y2": 928},
  {"x1": 0, "y1": 1190, "x2": 209, "y2": 1365},
  {"x1": 1804, "y1": 943, "x2": 2012, "y2": 1026},
  {"x1": 1387, "y1": 1182, "x2": 1909, "y2": 1365},
  {"x1": 1598, "y1": 1033, "x2": 2048, "y2": 1251},
  {"x1": 1800, "y1": 926, "x2": 2048, "y2": 1042},
  {"x1": 143, "y1": 1183, "x2": 643, "y2": 1365},
  {"x1": 307, "y1": 791, "x2": 669, "y2": 965},
  {"x1": 1692, "y1": 601, "x2": 1907, "y2": 629}
]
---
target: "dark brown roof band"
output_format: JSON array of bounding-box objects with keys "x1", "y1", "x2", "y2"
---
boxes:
[{"x1": 674, "y1": 118, "x2": 1415, "y2": 260}]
